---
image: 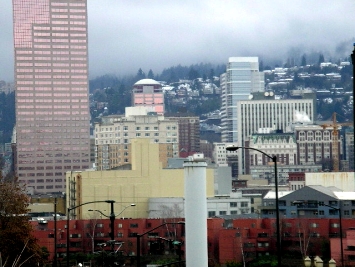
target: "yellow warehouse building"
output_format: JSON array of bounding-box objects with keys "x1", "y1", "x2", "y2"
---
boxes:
[{"x1": 66, "y1": 138, "x2": 215, "y2": 219}]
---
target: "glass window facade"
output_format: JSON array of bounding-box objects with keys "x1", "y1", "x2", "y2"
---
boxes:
[{"x1": 13, "y1": 0, "x2": 90, "y2": 193}]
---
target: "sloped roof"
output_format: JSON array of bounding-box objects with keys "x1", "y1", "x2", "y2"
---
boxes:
[
  {"x1": 279, "y1": 185, "x2": 342, "y2": 201},
  {"x1": 264, "y1": 191, "x2": 292, "y2": 199}
]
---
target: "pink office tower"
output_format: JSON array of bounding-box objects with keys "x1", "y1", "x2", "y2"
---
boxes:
[
  {"x1": 12, "y1": 0, "x2": 90, "y2": 193},
  {"x1": 132, "y1": 79, "x2": 164, "y2": 115}
]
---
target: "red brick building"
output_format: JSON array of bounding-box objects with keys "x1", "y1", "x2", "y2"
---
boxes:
[{"x1": 32, "y1": 217, "x2": 355, "y2": 266}]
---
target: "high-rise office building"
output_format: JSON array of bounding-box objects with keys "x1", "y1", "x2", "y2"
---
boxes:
[
  {"x1": 220, "y1": 57, "x2": 265, "y2": 143},
  {"x1": 237, "y1": 98, "x2": 314, "y2": 174},
  {"x1": 12, "y1": 0, "x2": 90, "y2": 193}
]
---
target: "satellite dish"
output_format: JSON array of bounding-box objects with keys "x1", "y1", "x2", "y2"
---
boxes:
[
  {"x1": 264, "y1": 92, "x2": 269, "y2": 96},
  {"x1": 248, "y1": 94, "x2": 253, "y2": 99},
  {"x1": 269, "y1": 92, "x2": 274, "y2": 96}
]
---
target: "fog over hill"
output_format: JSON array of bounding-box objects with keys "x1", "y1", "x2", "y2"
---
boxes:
[{"x1": 0, "y1": 0, "x2": 354, "y2": 82}]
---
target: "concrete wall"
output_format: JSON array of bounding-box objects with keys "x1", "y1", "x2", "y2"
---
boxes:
[{"x1": 305, "y1": 172, "x2": 355, "y2": 191}]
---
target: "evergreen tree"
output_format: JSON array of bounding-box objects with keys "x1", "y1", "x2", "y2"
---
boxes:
[
  {"x1": 318, "y1": 54, "x2": 325, "y2": 65},
  {"x1": 135, "y1": 68, "x2": 146, "y2": 81},
  {"x1": 147, "y1": 69, "x2": 154, "y2": 79},
  {"x1": 188, "y1": 67, "x2": 199, "y2": 80},
  {"x1": 301, "y1": 54, "x2": 307, "y2": 66},
  {"x1": 209, "y1": 68, "x2": 215, "y2": 81}
]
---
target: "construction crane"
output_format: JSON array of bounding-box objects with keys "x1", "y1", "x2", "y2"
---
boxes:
[{"x1": 320, "y1": 112, "x2": 353, "y2": 172}]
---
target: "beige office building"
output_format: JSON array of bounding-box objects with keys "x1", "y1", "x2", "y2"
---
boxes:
[
  {"x1": 94, "y1": 107, "x2": 179, "y2": 170},
  {"x1": 67, "y1": 139, "x2": 215, "y2": 219}
]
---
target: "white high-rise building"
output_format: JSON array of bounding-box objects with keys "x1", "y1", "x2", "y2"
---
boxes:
[
  {"x1": 237, "y1": 98, "x2": 315, "y2": 174},
  {"x1": 12, "y1": 0, "x2": 90, "y2": 193},
  {"x1": 220, "y1": 57, "x2": 265, "y2": 143}
]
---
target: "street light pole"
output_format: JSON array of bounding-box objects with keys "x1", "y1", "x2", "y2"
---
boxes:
[
  {"x1": 226, "y1": 145, "x2": 281, "y2": 267},
  {"x1": 109, "y1": 201, "x2": 115, "y2": 247},
  {"x1": 89, "y1": 203, "x2": 136, "y2": 252},
  {"x1": 66, "y1": 200, "x2": 115, "y2": 267},
  {"x1": 53, "y1": 197, "x2": 57, "y2": 267},
  {"x1": 319, "y1": 202, "x2": 344, "y2": 267}
]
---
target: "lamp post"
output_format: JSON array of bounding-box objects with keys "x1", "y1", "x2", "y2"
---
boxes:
[
  {"x1": 351, "y1": 43, "x2": 355, "y2": 171},
  {"x1": 66, "y1": 200, "x2": 115, "y2": 267},
  {"x1": 136, "y1": 222, "x2": 185, "y2": 267},
  {"x1": 88, "y1": 203, "x2": 136, "y2": 252},
  {"x1": 53, "y1": 197, "x2": 57, "y2": 267},
  {"x1": 226, "y1": 145, "x2": 281, "y2": 267}
]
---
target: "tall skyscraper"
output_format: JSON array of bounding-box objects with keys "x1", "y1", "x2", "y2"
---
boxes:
[
  {"x1": 12, "y1": 0, "x2": 90, "y2": 193},
  {"x1": 220, "y1": 57, "x2": 265, "y2": 143}
]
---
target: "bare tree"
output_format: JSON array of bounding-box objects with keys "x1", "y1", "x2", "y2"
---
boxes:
[
  {"x1": 159, "y1": 204, "x2": 183, "y2": 218},
  {"x1": 296, "y1": 218, "x2": 311, "y2": 259},
  {"x1": 0, "y1": 180, "x2": 44, "y2": 266},
  {"x1": 86, "y1": 212, "x2": 101, "y2": 253}
]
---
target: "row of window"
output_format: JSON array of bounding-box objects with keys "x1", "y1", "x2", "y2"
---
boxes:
[{"x1": 97, "y1": 126, "x2": 177, "y2": 132}]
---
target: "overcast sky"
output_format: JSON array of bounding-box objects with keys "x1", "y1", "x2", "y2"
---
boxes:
[{"x1": 1, "y1": 0, "x2": 354, "y2": 82}]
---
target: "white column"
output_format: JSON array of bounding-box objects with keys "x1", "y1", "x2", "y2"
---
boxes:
[{"x1": 184, "y1": 155, "x2": 208, "y2": 267}]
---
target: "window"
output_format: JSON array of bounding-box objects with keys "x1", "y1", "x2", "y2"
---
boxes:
[
  {"x1": 230, "y1": 202, "x2": 238, "y2": 207},
  {"x1": 241, "y1": 202, "x2": 248, "y2": 207},
  {"x1": 130, "y1": 223, "x2": 138, "y2": 228},
  {"x1": 208, "y1": 211, "x2": 216, "y2": 217},
  {"x1": 219, "y1": 211, "x2": 227, "y2": 215},
  {"x1": 310, "y1": 223, "x2": 319, "y2": 228}
]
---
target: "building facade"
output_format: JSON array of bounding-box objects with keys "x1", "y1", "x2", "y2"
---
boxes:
[
  {"x1": 294, "y1": 124, "x2": 340, "y2": 171},
  {"x1": 166, "y1": 116, "x2": 200, "y2": 157},
  {"x1": 344, "y1": 128, "x2": 354, "y2": 171},
  {"x1": 13, "y1": 0, "x2": 90, "y2": 193},
  {"x1": 132, "y1": 79, "x2": 164, "y2": 115},
  {"x1": 147, "y1": 192, "x2": 251, "y2": 218},
  {"x1": 94, "y1": 109, "x2": 179, "y2": 170},
  {"x1": 237, "y1": 99, "x2": 314, "y2": 174},
  {"x1": 220, "y1": 57, "x2": 265, "y2": 143},
  {"x1": 31, "y1": 217, "x2": 355, "y2": 266},
  {"x1": 67, "y1": 139, "x2": 215, "y2": 219}
]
